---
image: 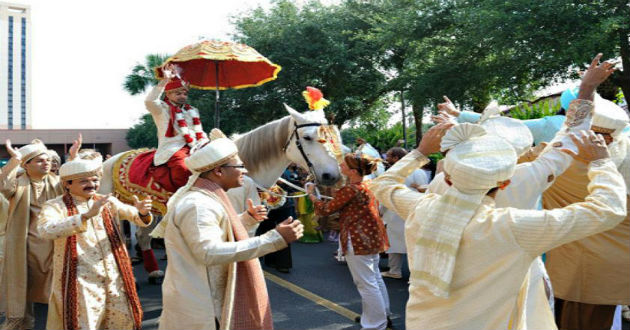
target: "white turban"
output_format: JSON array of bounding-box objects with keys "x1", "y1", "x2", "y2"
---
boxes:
[
  {"x1": 441, "y1": 123, "x2": 518, "y2": 194},
  {"x1": 59, "y1": 154, "x2": 103, "y2": 181},
  {"x1": 17, "y1": 139, "x2": 48, "y2": 167},
  {"x1": 478, "y1": 101, "x2": 533, "y2": 157}
]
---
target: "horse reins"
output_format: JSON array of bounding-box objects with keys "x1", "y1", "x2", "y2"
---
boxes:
[{"x1": 283, "y1": 122, "x2": 322, "y2": 183}]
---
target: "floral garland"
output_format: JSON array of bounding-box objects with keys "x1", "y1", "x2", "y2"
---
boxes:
[
  {"x1": 258, "y1": 184, "x2": 287, "y2": 209},
  {"x1": 164, "y1": 98, "x2": 207, "y2": 146}
]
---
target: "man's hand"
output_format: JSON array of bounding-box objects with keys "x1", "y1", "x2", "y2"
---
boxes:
[
  {"x1": 132, "y1": 195, "x2": 152, "y2": 216},
  {"x1": 578, "y1": 53, "x2": 617, "y2": 101},
  {"x1": 437, "y1": 96, "x2": 461, "y2": 117},
  {"x1": 246, "y1": 198, "x2": 268, "y2": 222},
  {"x1": 5, "y1": 139, "x2": 21, "y2": 161},
  {"x1": 276, "y1": 217, "x2": 304, "y2": 243},
  {"x1": 560, "y1": 130, "x2": 610, "y2": 163},
  {"x1": 162, "y1": 63, "x2": 180, "y2": 80},
  {"x1": 417, "y1": 122, "x2": 455, "y2": 156},
  {"x1": 82, "y1": 194, "x2": 113, "y2": 219},
  {"x1": 431, "y1": 111, "x2": 457, "y2": 125},
  {"x1": 67, "y1": 134, "x2": 82, "y2": 161}
]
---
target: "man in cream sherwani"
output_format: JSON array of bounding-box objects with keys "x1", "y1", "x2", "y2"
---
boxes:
[
  {"x1": 369, "y1": 55, "x2": 627, "y2": 330},
  {"x1": 38, "y1": 151, "x2": 153, "y2": 330},
  {"x1": 156, "y1": 129, "x2": 304, "y2": 330}
]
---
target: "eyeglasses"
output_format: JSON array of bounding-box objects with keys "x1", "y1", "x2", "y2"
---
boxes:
[{"x1": 221, "y1": 164, "x2": 246, "y2": 169}]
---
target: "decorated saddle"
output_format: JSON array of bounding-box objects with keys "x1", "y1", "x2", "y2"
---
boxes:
[{"x1": 113, "y1": 149, "x2": 185, "y2": 215}]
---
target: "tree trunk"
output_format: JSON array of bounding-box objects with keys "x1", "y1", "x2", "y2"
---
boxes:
[
  {"x1": 400, "y1": 90, "x2": 407, "y2": 149},
  {"x1": 412, "y1": 102, "x2": 423, "y2": 147}
]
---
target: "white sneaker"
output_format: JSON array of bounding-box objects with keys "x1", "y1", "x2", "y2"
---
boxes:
[{"x1": 381, "y1": 271, "x2": 402, "y2": 279}]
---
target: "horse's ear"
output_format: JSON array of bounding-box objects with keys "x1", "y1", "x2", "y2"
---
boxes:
[{"x1": 284, "y1": 103, "x2": 304, "y2": 121}]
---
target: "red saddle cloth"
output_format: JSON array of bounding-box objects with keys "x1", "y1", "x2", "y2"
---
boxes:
[{"x1": 113, "y1": 148, "x2": 191, "y2": 215}]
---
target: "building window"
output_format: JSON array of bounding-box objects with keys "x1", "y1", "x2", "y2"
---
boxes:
[
  {"x1": 21, "y1": 17, "x2": 27, "y2": 129},
  {"x1": 7, "y1": 17, "x2": 14, "y2": 130}
]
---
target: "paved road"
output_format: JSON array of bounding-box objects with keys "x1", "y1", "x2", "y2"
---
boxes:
[
  {"x1": 137, "y1": 239, "x2": 411, "y2": 330},
  {"x1": 29, "y1": 239, "x2": 630, "y2": 330}
]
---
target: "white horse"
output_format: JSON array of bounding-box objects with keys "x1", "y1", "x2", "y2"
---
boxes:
[
  {"x1": 100, "y1": 103, "x2": 342, "y2": 195},
  {"x1": 98, "y1": 104, "x2": 342, "y2": 282}
]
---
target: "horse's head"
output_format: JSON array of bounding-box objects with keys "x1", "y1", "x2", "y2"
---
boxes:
[{"x1": 284, "y1": 104, "x2": 342, "y2": 186}]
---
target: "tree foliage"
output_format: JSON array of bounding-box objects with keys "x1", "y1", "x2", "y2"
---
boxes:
[{"x1": 124, "y1": 0, "x2": 629, "y2": 150}]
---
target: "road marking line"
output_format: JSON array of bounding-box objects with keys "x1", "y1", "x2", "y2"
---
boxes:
[{"x1": 264, "y1": 271, "x2": 359, "y2": 321}]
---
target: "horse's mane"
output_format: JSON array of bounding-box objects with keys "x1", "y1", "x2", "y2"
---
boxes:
[{"x1": 235, "y1": 115, "x2": 292, "y2": 174}]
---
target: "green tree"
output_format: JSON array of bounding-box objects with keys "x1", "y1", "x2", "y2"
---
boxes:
[
  {"x1": 123, "y1": 54, "x2": 170, "y2": 95},
  {"x1": 126, "y1": 114, "x2": 158, "y2": 148},
  {"x1": 228, "y1": 0, "x2": 388, "y2": 128},
  {"x1": 354, "y1": 0, "x2": 629, "y2": 143},
  {"x1": 123, "y1": 1, "x2": 390, "y2": 146}
]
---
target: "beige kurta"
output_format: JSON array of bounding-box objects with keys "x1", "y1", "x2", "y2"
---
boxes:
[
  {"x1": 543, "y1": 157, "x2": 630, "y2": 305},
  {"x1": 159, "y1": 187, "x2": 286, "y2": 330},
  {"x1": 369, "y1": 150, "x2": 626, "y2": 330},
  {"x1": 383, "y1": 169, "x2": 428, "y2": 254},
  {"x1": 0, "y1": 158, "x2": 63, "y2": 320},
  {"x1": 38, "y1": 194, "x2": 152, "y2": 330},
  {"x1": 427, "y1": 146, "x2": 573, "y2": 329},
  {"x1": 0, "y1": 193, "x2": 8, "y2": 282}
]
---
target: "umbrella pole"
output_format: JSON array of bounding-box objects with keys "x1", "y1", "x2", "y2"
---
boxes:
[{"x1": 214, "y1": 61, "x2": 220, "y2": 128}]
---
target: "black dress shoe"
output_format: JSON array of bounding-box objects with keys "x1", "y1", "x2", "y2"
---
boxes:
[{"x1": 276, "y1": 267, "x2": 290, "y2": 273}]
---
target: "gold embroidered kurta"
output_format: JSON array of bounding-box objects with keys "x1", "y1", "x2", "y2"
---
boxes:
[
  {"x1": 369, "y1": 150, "x2": 626, "y2": 330},
  {"x1": 38, "y1": 194, "x2": 151, "y2": 330},
  {"x1": 0, "y1": 158, "x2": 63, "y2": 320},
  {"x1": 543, "y1": 157, "x2": 630, "y2": 305}
]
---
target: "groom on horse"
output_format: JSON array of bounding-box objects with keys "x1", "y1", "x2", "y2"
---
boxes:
[
  {"x1": 122, "y1": 65, "x2": 208, "y2": 284},
  {"x1": 144, "y1": 64, "x2": 208, "y2": 192}
]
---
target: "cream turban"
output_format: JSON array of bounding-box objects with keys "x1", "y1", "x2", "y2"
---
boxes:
[
  {"x1": 478, "y1": 101, "x2": 533, "y2": 156},
  {"x1": 592, "y1": 94, "x2": 629, "y2": 139},
  {"x1": 59, "y1": 154, "x2": 103, "y2": 181},
  {"x1": 441, "y1": 123, "x2": 517, "y2": 194},
  {"x1": 185, "y1": 131, "x2": 239, "y2": 172},
  {"x1": 152, "y1": 129, "x2": 239, "y2": 238},
  {"x1": 17, "y1": 139, "x2": 48, "y2": 167},
  {"x1": 47, "y1": 149, "x2": 61, "y2": 164}
]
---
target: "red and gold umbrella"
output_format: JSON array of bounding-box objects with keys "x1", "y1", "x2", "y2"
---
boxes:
[{"x1": 155, "y1": 40, "x2": 282, "y2": 127}]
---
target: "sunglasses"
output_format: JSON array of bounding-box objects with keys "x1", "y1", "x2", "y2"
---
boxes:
[{"x1": 221, "y1": 164, "x2": 246, "y2": 169}]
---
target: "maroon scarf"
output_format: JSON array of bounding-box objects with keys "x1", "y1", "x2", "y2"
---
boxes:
[
  {"x1": 61, "y1": 193, "x2": 143, "y2": 330},
  {"x1": 192, "y1": 178, "x2": 273, "y2": 330}
]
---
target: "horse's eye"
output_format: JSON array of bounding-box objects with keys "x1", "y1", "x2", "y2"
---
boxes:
[{"x1": 303, "y1": 136, "x2": 312, "y2": 141}]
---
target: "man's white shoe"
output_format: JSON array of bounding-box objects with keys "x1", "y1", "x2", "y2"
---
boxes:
[{"x1": 381, "y1": 271, "x2": 402, "y2": 279}]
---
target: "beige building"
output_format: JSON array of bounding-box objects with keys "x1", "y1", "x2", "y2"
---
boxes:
[
  {"x1": 0, "y1": 2, "x2": 31, "y2": 129},
  {"x1": 0, "y1": 129, "x2": 131, "y2": 163}
]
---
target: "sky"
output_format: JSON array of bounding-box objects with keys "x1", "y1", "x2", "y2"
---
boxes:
[{"x1": 22, "y1": 0, "x2": 273, "y2": 129}]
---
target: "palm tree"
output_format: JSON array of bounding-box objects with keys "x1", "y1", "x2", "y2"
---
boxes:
[{"x1": 123, "y1": 54, "x2": 170, "y2": 95}]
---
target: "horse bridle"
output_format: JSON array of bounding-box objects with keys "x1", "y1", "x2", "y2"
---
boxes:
[{"x1": 283, "y1": 122, "x2": 322, "y2": 182}]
